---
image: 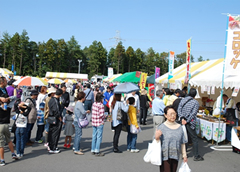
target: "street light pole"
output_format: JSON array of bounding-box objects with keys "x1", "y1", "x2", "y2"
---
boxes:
[{"x1": 78, "y1": 60, "x2": 82, "y2": 74}]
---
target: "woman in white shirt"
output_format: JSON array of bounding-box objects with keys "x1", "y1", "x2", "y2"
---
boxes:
[{"x1": 36, "y1": 86, "x2": 47, "y2": 110}]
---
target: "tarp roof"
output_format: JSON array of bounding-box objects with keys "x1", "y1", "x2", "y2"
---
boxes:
[
  {"x1": 113, "y1": 71, "x2": 141, "y2": 83},
  {"x1": 155, "y1": 58, "x2": 224, "y2": 85},
  {"x1": 45, "y1": 72, "x2": 88, "y2": 80},
  {"x1": 189, "y1": 59, "x2": 239, "y2": 89}
]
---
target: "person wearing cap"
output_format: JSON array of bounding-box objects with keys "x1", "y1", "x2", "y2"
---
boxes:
[
  {"x1": 25, "y1": 90, "x2": 38, "y2": 146},
  {"x1": 43, "y1": 87, "x2": 56, "y2": 148},
  {"x1": 35, "y1": 102, "x2": 45, "y2": 143},
  {"x1": 48, "y1": 89, "x2": 63, "y2": 154},
  {"x1": 63, "y1": 106, "x2": 75, "y2": 149}
]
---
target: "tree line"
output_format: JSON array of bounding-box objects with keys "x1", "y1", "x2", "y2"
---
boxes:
[{"x1": 0, "y1": 30, "x2": 206, "y2": 78}]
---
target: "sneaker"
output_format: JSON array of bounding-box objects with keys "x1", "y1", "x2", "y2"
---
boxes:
[
  {"x1": 72, "y1": 147, "x2": 75, "y2": 151},
  {"x1": 193, "y1": 155, "x2": 204, "y2": 161},
  {"x1": 38, "y1": 140, "x2": 43, "y2": 144},
  {"x1": 67, "y1": 144, "x2": 71, "y2": 148},
  {"x1": 95, "y1": 152, "x2": 105, "y2": 157},
  {"x1": 49, "y1": 149, "x2": 61, "y2": 154},
  {"x1": 12, "y1": 153, "x2": 18, "y2": 159},
  {"x1": 130, "y1": 149, "x2": 140, "y2": 153},
  {"x1": 127, "y1": 149, "x2": 130, "y2": 152},
  {"x1": 44, "y1": 143, "x2": 48, "y2": 147},
  {"x1": 47, "y1": 146, "x2": 50, "y2": 151},
  {"x1": 16, "y1": 154, "x2": 21, "y2": 159},
  {"x1": 74, "y1": 151, "x2": 84, "y2": 155},
  {"x1": 0, "y1": 160, "x2": 5, "y2": 166},
  {"x1": 20, "y1": 154, "x2": 23, "y2": 157},
  {"x1": 63, "y1": 144, "x2": 67, "y2": 148}
]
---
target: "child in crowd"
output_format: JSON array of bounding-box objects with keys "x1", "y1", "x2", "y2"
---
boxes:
[
  {"x1": 14, "y1": 99, "x2": 31, "y2": 158},
  {"x1": 127, "y1": 97, "x2": 139, "y2": 153},
  {"x1": 35, "y1": 103, "x2": 45, "y2": 143},
  {"x1": 63, "y1": 106, "x2": 75, "y2": 148}
]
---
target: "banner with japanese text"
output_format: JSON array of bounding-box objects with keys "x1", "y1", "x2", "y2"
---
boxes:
[
  {"x1": 184, "y1": 39, "x2": 191, "y2": 84},
  {"x1": 225, "y1": 15, "x2": 240, "y2": 75},
  {"x1": 140, "y1": 73, "x2": 147, "y2": 90},
  {"x1": 155, "y1": 67, "x2": 160, "y2": 79},
  {"x1": 168, "y1": 51, "x2": 175, "y2": 79},
  {"x1": 108, "y1": 67, "x2": 113, "y2": 78}
]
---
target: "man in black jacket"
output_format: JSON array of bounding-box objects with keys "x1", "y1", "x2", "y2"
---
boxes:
[
  {"x1": 48, "y1": 89, "x2": 63, "y2": 154},
  {"x1": 0, "y1": 77, "x2": 18, "y2": 166},
  {"x1": 60, "y1": 85, "x2": 70, "y2": 117}
]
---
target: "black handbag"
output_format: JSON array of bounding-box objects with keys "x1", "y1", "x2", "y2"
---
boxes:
[
  {"x1": 48, "y1": 116, "x2": 57, "y2": 125},
  {"x1": 225, "y1": 108, "x2": 237, "y2": 126}
]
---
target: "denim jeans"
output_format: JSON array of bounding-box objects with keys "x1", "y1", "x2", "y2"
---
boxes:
[
  {"x1": 45, "y1": 119, "x2": 49, "y2": 132},
  {"x1": 127, "y1": 125, "x2": 137, "y2": 150},
  {"x1": 16, "y1": 127, "x2": 27, "y2": 154},
  {"x1": 91, "y1": 125, "x2": 104, "y2": 153},
  {"x1": 25, "y1": 123, "x2": 34, "y2": 143},
  {"x1": 74, "y1": 121, "x2": 82, "y2": 152},
  {"x1": 226, "y1": 125, "x2": 232, "y2": 141},
  {"x1": 186, "y1": 124, "x2": 199, "y2": 157},
  {"x1": 62, "y1": 108, "x2": 67, "y2": 118}
]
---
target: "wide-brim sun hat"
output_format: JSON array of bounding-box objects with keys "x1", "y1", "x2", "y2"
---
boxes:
[
  {"x1": 48, "y1": 87, "x2": 56, "y2": 95},
  {"x1": 65, "y1": 106, "x2": 74, "y2": 113}
]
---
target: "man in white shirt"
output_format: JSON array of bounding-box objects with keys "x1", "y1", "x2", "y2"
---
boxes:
[{"x1": 126, "y1": 91, "x2": 140, "y2": 114}]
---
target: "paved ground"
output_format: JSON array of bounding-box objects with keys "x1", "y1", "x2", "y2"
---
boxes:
[
  {"x1": 2, "y1": 96, "x2": 239, "y2": 172},
  {"x1": 2, "y1": 116, "x2": 239, "y2": 172}
]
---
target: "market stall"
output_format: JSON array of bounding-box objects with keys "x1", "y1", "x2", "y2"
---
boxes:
[
  {"x1": 112, "y1": 71, "x2": 141, "y2": 83},
  {"x1": 45, "y1": 72, "x2": 88, "y2": 80}
]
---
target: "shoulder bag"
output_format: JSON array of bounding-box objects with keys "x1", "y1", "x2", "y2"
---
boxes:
[
  {"x1": 47, "y1": 98, "x2": 59, "y2": 125},
  {"x1": 76, "y1": 106, "x2": 89, "y2": 128},
  {"x1": 116, "y1": 103, "x2": 122, "y2": 121}
]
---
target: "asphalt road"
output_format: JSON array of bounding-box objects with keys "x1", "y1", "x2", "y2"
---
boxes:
[{"x1": 2, "y1": 100, "x2": 239, "y2": 172}]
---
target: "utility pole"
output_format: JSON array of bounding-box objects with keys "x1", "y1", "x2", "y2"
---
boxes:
[{"x1": 78, "y1": 59, "x2": 82, "y2": 74}]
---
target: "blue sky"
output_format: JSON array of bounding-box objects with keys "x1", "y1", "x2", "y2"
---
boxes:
[{"x1": 0, "y1": 0, "x2": 239, "y2": 60}]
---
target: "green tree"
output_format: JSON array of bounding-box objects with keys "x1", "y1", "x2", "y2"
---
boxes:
[
  {"x1": 125, "y1": 46, "x2": 135, "y2": 72},
  {"x1": 135, "y1": 48, "x2": 145, "y2": 71},
  {"x1": 9, "y1": 32, "x2": 20, "y2": 73},
  {"x1": 67, "y1": 36, "x2": 81, "y2": 73},
  {"x1": 144, "y1": 47, "x2": 155, "y2": 75},
  {"x1": 1, "y1": 32, "x2": 11, "y2": 68},
  {"x1": 113, "y1": 42, "x2": 125, "y2": 73},
  {"x1": 19, "y1": 30, "x2": 29, "y2": 75},
  {"x1": 97, "y1": 41, "x2": 107, "y2": 75},
  {"x1": 198, "y1": 56, "x2": 204, "y2": 62}
]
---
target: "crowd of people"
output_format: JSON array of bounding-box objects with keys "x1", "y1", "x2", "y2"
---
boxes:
[{"x1": 0, "y1": 76, "x2": 239, "y2": 172}]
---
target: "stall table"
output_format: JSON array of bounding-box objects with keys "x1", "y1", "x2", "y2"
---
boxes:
[{"x1": 196, "y1": 115, "x2": 228, "y2": 144}]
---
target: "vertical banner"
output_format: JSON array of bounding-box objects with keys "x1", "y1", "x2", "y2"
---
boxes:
[
  {"x1": 108, "y1": 67, "x2": 113, "y2": 78},
  {"x1": 140, "y1": 73, "x2": 147, "y2": 90},
  {"x1": 225, "y1": 16, "x2": 240, "y2": 75},
  {"x1": 184, "y1": 38, "x2": 191, "y2": 84},
  {"x1": 155, "y1": 67, "x2": 160, "y2": 79},
  {"x1": 168, "y1": 51, "x2": 175, "y2": 79}
]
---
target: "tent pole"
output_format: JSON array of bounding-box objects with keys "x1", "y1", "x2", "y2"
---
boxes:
[{"x1": 215, "y1": 15, "x2": 229, "y2": 148}]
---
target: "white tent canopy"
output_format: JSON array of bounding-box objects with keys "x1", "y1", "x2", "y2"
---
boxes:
[
  {"x1": 45, "y1": 72, "x2": 88, "y2": 80},
  {"x1": 189, "y1": 61, "x2": 240, "y2": 89}
]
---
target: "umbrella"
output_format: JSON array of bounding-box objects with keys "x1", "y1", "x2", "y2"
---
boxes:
[
  {"x1": 48, "y1": 78, "x2": 64, "y2": 84},
  {"x1": 13, "y1": 77, "x2": 47, "y2": 86},
  {"x1": 64, "y1": 79, "x2": 77, "y2": 84},
  {"x1": 113, "y1": 82, "x2": 140, "y2": 94}
]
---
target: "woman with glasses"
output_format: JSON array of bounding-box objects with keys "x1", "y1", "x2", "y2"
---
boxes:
[{"x1": 155, "y1": 105, "x2": 187, "y2": 172}]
